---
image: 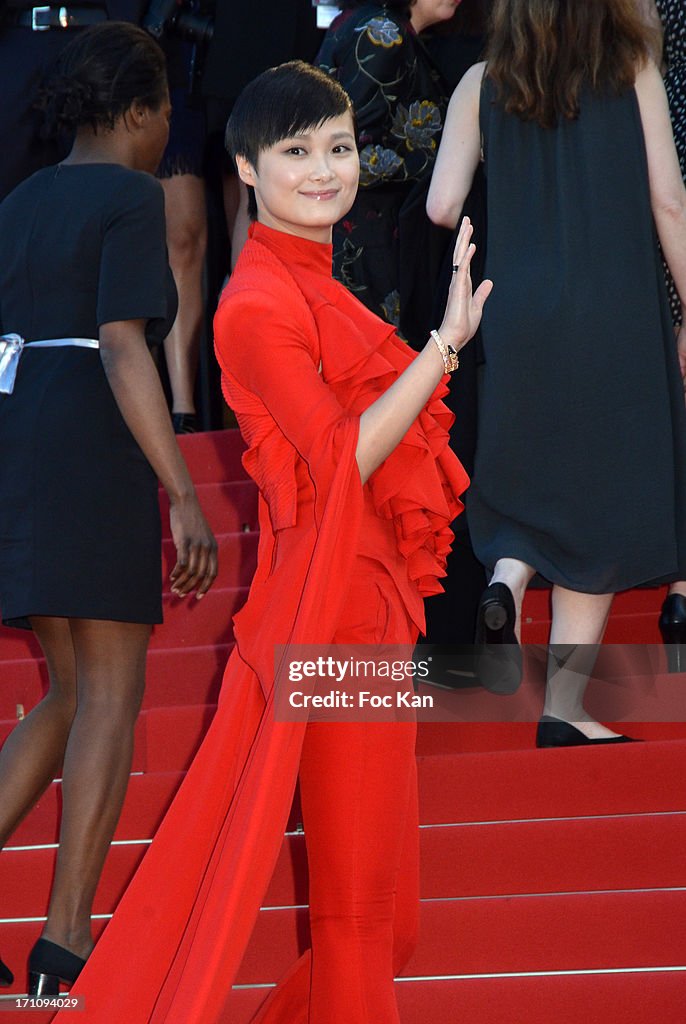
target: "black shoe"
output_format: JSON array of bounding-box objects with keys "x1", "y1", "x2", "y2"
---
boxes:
[
  {"x1": 172, "y1": 412, "x2": 197, "y2": 435},
  {"x1": 0, "y1": 956, "x2": 13, "y2": 986},
  {"x1": 474, "y1": 582, "x2": 522, "y2": 695},
  {"x1": 536, "y1": 715, "x2": 639, "y2": 748},
  {"x1": 659, "y1": 593, "x2": 686, "y2": 673},
  {"x1": 28, "y1": 939, "x2": 86, "y2": 996}
]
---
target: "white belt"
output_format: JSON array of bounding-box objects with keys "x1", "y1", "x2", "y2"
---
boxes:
[
  {"x1": 26, "y1": 337, "x2": 100, "y2": 349},
  {"x1": 0, "y1": 334, "x2": 99, "y2": 395}
]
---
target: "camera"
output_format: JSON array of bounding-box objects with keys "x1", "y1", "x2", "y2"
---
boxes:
[{"x1": 143, "y1": 0, "x2": 214, "y2": 46}]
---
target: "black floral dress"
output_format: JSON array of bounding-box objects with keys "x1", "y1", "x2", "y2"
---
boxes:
[
  {"x1": 317, "y1": 5, "x2": 448, "y2": 334},
  {"x1": 655, "y1": 0, "x2": 686, "y2": 324}
]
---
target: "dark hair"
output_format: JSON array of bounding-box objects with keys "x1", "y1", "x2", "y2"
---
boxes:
[
  {"x1": 340, "y1": 0, "x2": 411, "y2": 12},
  {"x1": 487, "y1": 0, "x2": 661, "y2": 129},
  {"x1": 225, "y1": 60, "x2": 355, "y2": 218},
  {"x1": 225, "y1": 60, "x2": 354, "y2": 165},
  {"x1": 39, "y1": 21, "x2": 167, "y2": 137}
]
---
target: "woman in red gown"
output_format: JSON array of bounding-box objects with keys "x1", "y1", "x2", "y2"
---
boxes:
[{"x1": 56, "y1": 61, "x2": 491, "y2": 1024}]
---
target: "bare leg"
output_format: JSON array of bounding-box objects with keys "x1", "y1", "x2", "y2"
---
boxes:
[
  {"x1": 543, "y1": 587, "x2": 618, "y2": 739},
  {"x1": 489, "y1": 557, "x2": 536, "y2": 641},
  {"x1": 667, "y1": 581, "x2": 686, "y2": 597},
  {"x1": 41, "y1": 618, "x2": 151, "y2": 959},
  {"x1": 160, "y1": 174, "x2": 208, "y2": 416},
  {"x1": 0, "y1": 617, "x2": 76, "y2": 846}
]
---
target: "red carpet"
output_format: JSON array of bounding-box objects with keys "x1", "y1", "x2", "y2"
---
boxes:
[{"x1": 1, "y1": 429, "x2": 685, "y2": 1021}]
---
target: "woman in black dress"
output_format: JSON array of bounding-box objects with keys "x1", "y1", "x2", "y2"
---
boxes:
[
  {"x1": 0, "y1": 22, "x2": 216, "y2": 992},
  {"x1": 428, "y1": 0, "x2": 686, "y2": 743},
  {"x1": 317, "y1": 0, "x2": 460, "y2": 340}
]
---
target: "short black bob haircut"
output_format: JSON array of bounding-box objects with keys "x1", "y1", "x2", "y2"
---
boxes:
[{"x1": 225, "y1": 61, "x2": 355, "y2": 218}]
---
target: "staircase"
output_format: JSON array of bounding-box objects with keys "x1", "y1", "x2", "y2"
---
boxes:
[{"x1": 1, "y1": 429, "x2": 685, "y2": 1021}]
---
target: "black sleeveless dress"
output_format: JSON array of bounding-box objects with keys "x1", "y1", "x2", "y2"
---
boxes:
[
  {"x1": 467, "y1": 77, "x2": 686, "y2": 594},
  {"x1": 0, "y1": 163, "x2": 177, "y2": 628}
]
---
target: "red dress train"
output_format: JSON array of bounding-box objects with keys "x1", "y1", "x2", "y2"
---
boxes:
[{"x1": 53, "y1": 222, "x2": 468, "y2": 1023}]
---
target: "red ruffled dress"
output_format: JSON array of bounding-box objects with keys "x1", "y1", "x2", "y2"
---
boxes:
[{"x1": 54, "y1": 222, "x2": 468, "y2": 1024}]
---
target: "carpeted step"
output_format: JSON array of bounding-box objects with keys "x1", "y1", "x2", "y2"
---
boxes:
[
  {"x1": 0, "y1": 659, "x2": 48, "y2": 721},
  {"x1": 0, "y1": 842, "x2": 148, "y2": 920},
  {"x1": 151, "y1": 586, "x2": 248, "y2": 650},
  {"x1": 250, "y1": 810, "x2": 686, "y2": 908},
  {"x1": 392, "y1": 970, "x2": 686, "y2": 1024},
  {"x1": 2, "y1": 889, "x2": 683, "y2": 996},
  {"x1": 130, "y1": 709, "x2": 686, "y2": 776},
  {"x1": 2, "y1": 968, "x2": 684, "y2": 1024},
  {"x1": 415, "y1": 665, "x2": 686, "y2": 728},
  {"x1": 6, "y1": 794, "x2": 686, "y2": 909},
  {"x1": 0, "y1": 705, "x2": 217, "y2": 775},
  {"x1": 0, "y1": 627, "x2": 41, "y2": 663},
  {"x1": 2, "y1": 693, "x2": 683, "y2": 761},
  {"x1": 416, "y1": 812, "x2": 686, "y2": 900},
  {"x1": 220, "y1": 970, "x2": 686, "y2": 1024},
  {"x1": 7, "y1": 771, "x2": 185, "y2": 848},
  {"x1": 235, "y1": 889, "x2": 686, "y2": 984},
  {"x1": 12, "y1": 807, "x2": 683, "y2": 918},
  {"x1": 161, "y1": 531, "x2": 257, "y2": 590},
  {"x1": 0, "y1": 645, "x2": 232, "y2": 720},
  {"x1": 3, "y1": 705, "x2": 685, "y2": 779},
  {"x1": 135, "y1": 703, "x2": 217, "y2": 773},
  {"x1": 414, "y1": 718, "x2": 686, "y2": 754},
  {"x1": 141, "y1": 645, "x2": 231, "y2": 708},
  {"x1": 159, "y1": 482, "x2": 258, "y2": 538},
  {"x1": 0, "y1": 587, "x2": 246, "y2": 662},
  {"x1": 176, "y1": 428, "x2": 249, "y2": 484},
  {"x1": 521, "y1": 587, "x2": 667, "y2": 645},
  {"x1": 418, "y1": 739, "x2": 686, "y2": 824},
  {"x1": 4, "y1": 658, "x2": 682, "y2": 754},
  {"x1": 521, "y1": 586, "x2": 667, "y2": 623},
  {"x1": 522, "y1": 614, "x2": 665, "y2": 645}
]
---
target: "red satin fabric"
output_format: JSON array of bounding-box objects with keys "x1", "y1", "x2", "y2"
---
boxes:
[
  {"x1": 53, "y1": 222, "x2": 467, "y2": 1023},
  {"x1": 253, "y1": 566, "x2": 420, "y2": 1024}
]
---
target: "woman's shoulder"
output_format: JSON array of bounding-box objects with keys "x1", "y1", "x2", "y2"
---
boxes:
[
  {"x1": 95, "y1": 168, "x2": 165, "y2": 231},
  {"x1": 225, "y1": 240, "x2": 299, "y2": 294},
  {"x1": 96, "y1": 165, "x2": 164, "y2": 206},
  {"x1": 57, "y1": 164, "x2": 163, "y2": 212},
  {"x1": 24, "y1": 164, "x2": 162, "y2": 216},
  {"x1": 0, "y1": 164, "x2": 160, "y2": 236},
  {"x1": 218, "y1": 241, "x2": 312, "y2": 330}
]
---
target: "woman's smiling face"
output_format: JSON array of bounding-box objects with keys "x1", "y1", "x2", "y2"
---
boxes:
[{"x1": 235, "y1": 112, "x2": 359, "y2": 242}]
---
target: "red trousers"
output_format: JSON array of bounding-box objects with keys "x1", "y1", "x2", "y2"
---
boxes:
[{"x1": 252, "y1": 569, "x2": 420, "y2": 1024}]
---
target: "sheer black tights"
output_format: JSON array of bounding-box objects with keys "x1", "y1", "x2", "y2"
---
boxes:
[{"x1": 0, "y1": 616, "x2": 150, "y2": 959}]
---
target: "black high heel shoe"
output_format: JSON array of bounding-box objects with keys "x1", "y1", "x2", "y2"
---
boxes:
[
  {"x1": 28, "y1": 939, "x2": 86, "y2": 996},
  {"x1": 172, "y1": 412, "x2": 197, "y2": 435},
  {"x1": 474, "y1": 582, "x2": 522, "y2": 695},
  {"x1": 658, "y1": 593, "x2": 686, "y2": 673},
  {"x1": 536, "y1": 715, "x2": 638, "y2": 748},
  {"x1": 0, "y1": 956, "x2": 13, "y2": 986}
]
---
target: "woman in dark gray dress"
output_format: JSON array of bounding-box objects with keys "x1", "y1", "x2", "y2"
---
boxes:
[
  {"x1": 428, "y1": 0, "x2": 686, "y2": 743},
  {"x1": 0, "y1": 23, "x2": 216, "y2": 992}
]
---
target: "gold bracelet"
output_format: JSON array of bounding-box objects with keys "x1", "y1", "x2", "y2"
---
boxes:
[{"x1": 429, "y1": 329, "x2": 459, "y2": 373}]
